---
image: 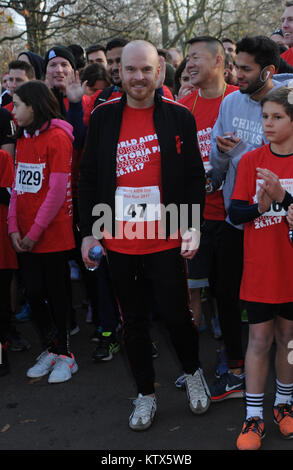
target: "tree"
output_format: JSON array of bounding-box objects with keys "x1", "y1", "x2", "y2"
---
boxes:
[
  {"x1": 151, "y1": 0, "x2": 284, "y2": 52},
  {"x1": 0, "y1": 1, "x2": 94, "y2": 55},
  {"x1": 0, "y1": 0, "x2": 287, "y2": 62},
  {"x1": 152, "y1": 0, "x2": 208, "y2": 51},
  {"x1": 61, "y1": 0, "x2": 161, "y2": 49}
]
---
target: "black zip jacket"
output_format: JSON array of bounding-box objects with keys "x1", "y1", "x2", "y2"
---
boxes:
[{"x1": 78, "y1": 91, "x2": 205, "y2": 240}]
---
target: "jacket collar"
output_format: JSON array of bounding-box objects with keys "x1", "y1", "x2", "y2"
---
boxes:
[{"x1": 119, "y1": 89, "x2": 162, "y2": 109}]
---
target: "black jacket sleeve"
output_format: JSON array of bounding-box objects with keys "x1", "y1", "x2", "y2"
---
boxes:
[
  {"x1": 78, "y1": 110, "x2": 100, "y2": 238},
  {"x1": 0, "y1": 187, "x2": 10, "y2": 206}
]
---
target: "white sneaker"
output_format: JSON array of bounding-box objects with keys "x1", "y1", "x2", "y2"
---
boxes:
[
  {"x1": 48, "y1": 353, "x2": 78, "y2": 384},
  {"x1": 129, "y1": 393, "x2": 157, "y2": 431},
  {"x1": 185, "y1": 368, "x2": 211, "y2": 414},
  {"x1": 27, "y1": 350, "x2": 57, "y2": 378}
]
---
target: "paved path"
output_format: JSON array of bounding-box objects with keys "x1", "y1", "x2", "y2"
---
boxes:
[{"x1": 1, "y1": 281, "x2": 291, "y2": 453}]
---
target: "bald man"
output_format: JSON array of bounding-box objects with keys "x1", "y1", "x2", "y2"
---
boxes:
[{"x1": 79, "y1": 40, "x2": 208, "y2": 430}]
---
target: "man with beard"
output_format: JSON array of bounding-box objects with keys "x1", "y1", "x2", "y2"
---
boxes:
[
  {"x1": 83, "y1": 38, "x2": 174, "y2": 126},
  {"x1": 209, "y1": 35, "x2": 293, "y2": 402},
  {"x1": 83, "y1": 38, "x2": 129, "y2": 126},
  {"x1": 79, "y1": 40, "x2": 209, "y2": 430}
]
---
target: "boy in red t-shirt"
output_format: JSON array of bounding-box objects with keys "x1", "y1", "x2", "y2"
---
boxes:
[{"x1": 230, "y1": 87, "x2": 293, "y2": 450}]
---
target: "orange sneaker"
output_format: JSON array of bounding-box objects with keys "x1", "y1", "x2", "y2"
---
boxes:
[
  {"x1": 236, "y1": 417, "x2": 265, "y2": 450},
  {"x1": 273, "y1": 403, "x2": 293, "y2": 439}
]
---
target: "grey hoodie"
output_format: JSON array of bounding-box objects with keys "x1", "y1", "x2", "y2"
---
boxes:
[{"x1": 210, "y1": 74, "x2": 293, "y2": 229}]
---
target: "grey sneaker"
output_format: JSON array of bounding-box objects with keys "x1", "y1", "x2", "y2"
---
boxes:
[
  {"x1": 48, "y1": 353, "x2": 78, "y2": 384},
  {"x1": 185, "y1": 368, "x2": 211, "y2": 414},
  {"x1": 27, "y1": 350, "x2": 57, "y2": 378},
  {"x1": 129, "y1": 393, "x2": 157, "y2": 431}
]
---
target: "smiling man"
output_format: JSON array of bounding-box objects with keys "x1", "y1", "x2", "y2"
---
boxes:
[
  {"x1": 281, "y1": 0, "x2": 293, "y2": 65},
  {"x1": 178, "y1": 37, "x2": 237, "y2": 386},
  {"x1": 106, "y1": 38, "x2": 127, "y2": 88},
  {"x1": 45, "y1": 46, "x2": 76, "y2": 93},
  {"x1": 79, "y1": 40, "x2": 209, "y2": 431}
]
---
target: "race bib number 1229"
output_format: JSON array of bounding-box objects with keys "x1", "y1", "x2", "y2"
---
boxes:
[{"x1": 15, "y1": 162, "x2": 45, "y2": 194}]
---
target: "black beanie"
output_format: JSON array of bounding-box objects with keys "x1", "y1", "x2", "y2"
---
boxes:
[
  {"x1": 18, "y1": 51, "x2": 45, "y2": 80},
  {"x1": 44, "y1": 46, "x2": 76, "y2": 71}
]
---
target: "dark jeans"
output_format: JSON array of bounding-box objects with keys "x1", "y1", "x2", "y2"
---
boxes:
[
  {"x1": 107, "y1": 247, "x2": 199, "y2": 395},
  {"x1": 19, "y1": 251, "x2": 72, "y2": 355},
  {"x1": 216, "y1": 222, "x2": 244, "y2": 369}
]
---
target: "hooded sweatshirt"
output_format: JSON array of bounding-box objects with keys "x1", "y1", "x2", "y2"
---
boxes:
[
  {"x1": 209, "y1": 74, "x2": 293, "y2": 228},
  {"x1": 8, "y1": 119, "x2": 75, "y2": 253}
]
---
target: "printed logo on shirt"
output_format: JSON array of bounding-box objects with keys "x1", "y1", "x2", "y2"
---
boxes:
[
  {"x1": 116, "y1": 134, "x2": 160, "y2": 178},
  {"x1": 232, "y1": 117, "x2": 263, "y2": 146},
  {"x1": 197, "y1": 127, "x2": 212, "y2": 161},
  {"x1": 197, "y1": 127, "x2": 223, "y2": 190}
]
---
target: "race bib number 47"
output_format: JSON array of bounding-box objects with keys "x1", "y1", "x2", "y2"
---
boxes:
[
  {"x1": 115, "y1": 186, "x2": 161, "y2": 222},
  {"x1": 15, "y1": 162, "x2": 45, "y2": 194}
]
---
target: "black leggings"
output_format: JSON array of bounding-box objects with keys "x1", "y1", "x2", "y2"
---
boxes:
[
  {"x1": 107, "y1": 247, "x2": 199, "y2": 395},
  {"x1": 19, "y1": 251, "x2": 72, "y2": 355}
]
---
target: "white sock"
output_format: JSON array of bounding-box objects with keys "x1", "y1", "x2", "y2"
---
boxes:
[
  {"x1": 274, "y1": 379, "x2": 293, "y2": 407},
  {"x1": 246, "y1": 392, "x2": 264, "y2": 420}
]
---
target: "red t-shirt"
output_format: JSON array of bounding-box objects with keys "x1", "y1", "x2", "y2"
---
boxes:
[
  {"x1": 0, "y1": 150, "x2": 18, "y2": 269},
  {"x1": 232, "y1": 144, "x2": 293, "y2": 303},
  {"x1": 14, "y1": 127, "x2": 75, "y2": 253},
  {"x1": 103, "y1": 104, "x2": 181, "y2": 254},
  {"x1": 179, "y1": 84, "x2": 237, "y2": 220},
  {"x1": 281, "y1": 48, "x2": 293, "y2": 67}
]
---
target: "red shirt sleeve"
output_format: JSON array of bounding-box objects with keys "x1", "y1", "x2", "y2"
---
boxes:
[{"x1": 83, "y1": 90, "x2": 102, "y2": 127}]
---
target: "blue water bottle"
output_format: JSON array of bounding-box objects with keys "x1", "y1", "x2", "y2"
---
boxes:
[{"x1": 87, "y1": 245, "x2": 103, "y2": 271}]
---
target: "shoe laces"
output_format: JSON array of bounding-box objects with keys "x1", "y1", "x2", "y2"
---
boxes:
[
  {"x1": 212, "y1": 371, "x2": 237, "y2": 388},
  {"x1": 36, "y1": 350, "x2": 55, "y2": 365},
  {"x1": 243, "y1": 418, "x2": 263, "y2": 435},
  {"x1": 52, "y1": 354, "x2": 72, "y2": 371},
  {"x1": 133, "y1": 395, "x2": 156, "y2": 419},
  {"x1": 186, "y1": 370, "x2": 207, "y2": 399},
  {"x1": 275, "y1": 403, "x2": 293, "y2": 421}
]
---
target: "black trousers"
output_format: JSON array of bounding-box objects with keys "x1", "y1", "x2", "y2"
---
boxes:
[
  {"x1": 0, "y1": 269, "x2": 14, "y2": 343},
  {"x1": 216, "y1": 222, "x2": 244, "y2": 369},
  {"x1": 18, "y1": 251, "x2": 72, "y2": 355},
  {"x1": 107, "y1": 247, "x2": 199, "y2": 395}
]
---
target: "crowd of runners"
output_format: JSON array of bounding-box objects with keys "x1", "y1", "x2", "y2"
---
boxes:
[{"x1": 1, "y1": 0, "x2": 293, "y2": 451}]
